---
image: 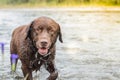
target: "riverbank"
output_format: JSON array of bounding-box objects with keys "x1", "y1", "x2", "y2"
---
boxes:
[
  {"x1": 0, "y1": 2, "x2": 120, "y2": 9},
  {"x1": 0, "y1": 7, "x2": 120, "y2": 12},
  {"x1": 0, "y1": 3, "x2": 120, "y2": 12}
]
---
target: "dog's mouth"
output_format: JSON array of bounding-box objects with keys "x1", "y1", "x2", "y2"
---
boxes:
[{"x1": 38, "y1": 47, "x2": 49, "y2": 55}]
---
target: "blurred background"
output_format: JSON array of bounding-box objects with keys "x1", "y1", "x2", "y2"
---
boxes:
[
  {"x1": 0, "y1": 0, "x2": 120, "y2": 80},
  {"x1": 0, "y1": 0, "x2": 120, "y2": 7}
]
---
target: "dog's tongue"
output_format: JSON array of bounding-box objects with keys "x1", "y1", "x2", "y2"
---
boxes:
[{"x1": 38, "y1": 48, "x2": 48, "y2": 55}]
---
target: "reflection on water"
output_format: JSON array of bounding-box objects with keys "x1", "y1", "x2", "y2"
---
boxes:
[{"x1": 0, "y1": 9, "x2": 120, "y2": 80}]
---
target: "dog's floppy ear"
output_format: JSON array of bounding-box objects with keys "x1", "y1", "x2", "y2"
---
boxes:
[
  {"x1": 58, "y1": 24, "x2": 63, "y2": 43},
  {"x1": 25, "y1": 21, "x2": 34, "y2": 40}
]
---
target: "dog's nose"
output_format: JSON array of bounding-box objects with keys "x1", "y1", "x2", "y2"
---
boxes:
[{"x1": 41, "y1": 41, "x2": 48, "y2": 46}]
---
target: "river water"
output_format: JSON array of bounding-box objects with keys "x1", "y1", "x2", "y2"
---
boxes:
[{"x1": 0, "y1": 8, "x2": 120, "y2": 80}]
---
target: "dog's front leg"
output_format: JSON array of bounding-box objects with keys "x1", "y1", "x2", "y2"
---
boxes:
[
  {"x1": 45, "y1": 61, "x2": 58, "y2": 80},
  {"x1": 21, "y1": 65, "x2": 33, "y2": 80}
]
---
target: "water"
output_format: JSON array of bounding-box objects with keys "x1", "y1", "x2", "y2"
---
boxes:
[{"x1": 0, "y1": 8, "x2": 120, "y2": 80}]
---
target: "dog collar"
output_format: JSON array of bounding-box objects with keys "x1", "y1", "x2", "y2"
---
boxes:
[{"x1": 29, "y1": 52, "x2": 51, "y2": 69}]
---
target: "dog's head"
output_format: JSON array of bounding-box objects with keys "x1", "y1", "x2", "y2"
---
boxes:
[{"x1": 26, "y1": 17, "x2": 63, "y2": 55}]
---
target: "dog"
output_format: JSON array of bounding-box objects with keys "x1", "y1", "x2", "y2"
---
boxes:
[{"x1": 10, "y1": 16, "x2": 63, "y2": 80}]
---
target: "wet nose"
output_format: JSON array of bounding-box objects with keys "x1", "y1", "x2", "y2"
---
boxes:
[{"x1": 41, "y1": 41, "x2": 48, "y2": 47}]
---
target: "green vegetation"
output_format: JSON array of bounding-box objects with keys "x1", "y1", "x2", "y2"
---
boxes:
[{"x1": 0, "y1": 0, "x2": 120, "y2": 8}]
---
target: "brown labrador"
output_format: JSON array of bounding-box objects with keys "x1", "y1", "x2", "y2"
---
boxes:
[{"x1": 10, "y1": 17, "x2": 63, "y2": 80}]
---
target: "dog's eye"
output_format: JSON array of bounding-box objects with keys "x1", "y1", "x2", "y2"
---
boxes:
[
  {"x1": 49, "y1": 29, "x2": 54, "y2": 35},
  {"x1": 48, "y1": 28, "x2": 54, "y2": 32},
  {"x1": 39, "y1": 27, "x2": 43, "y2": 30},
  {"x1": 50, "y1": 29, "x2": 54, "y2": 32}
]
